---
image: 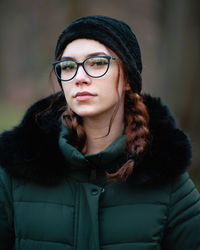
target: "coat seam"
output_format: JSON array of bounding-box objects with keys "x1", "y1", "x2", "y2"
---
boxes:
[
  {"x1": 101, "y1": 240, "x2": 157, "y2": 246},
  {"x1": 171, "y1": 210, "x2": 200, "y2": 228},
  {"x1": 172, "y1": 175, "x2": 189, "y2": 194},
  {"x1": 15, "y1": 236, "x2": 73, "y2": 246},
  {"x1": 13, "y1": 200, "x2": 74, "y2": 207},
  {"x1": 101, "y1": 202, "x2": 167, "y2": 209},
  {"x1": 169, "y1": 186, "x2": 196, "y2": 209}
]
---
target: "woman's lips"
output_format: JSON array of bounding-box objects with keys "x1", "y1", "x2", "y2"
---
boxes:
[{"x1": 73, "y1": 91, "x2": 97, "y2": 101}]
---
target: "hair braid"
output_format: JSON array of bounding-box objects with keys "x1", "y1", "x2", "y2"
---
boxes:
[
  {"x1": 106, "y1": 91, "x2": 150, "y2": 182},
  {"x1": 125, "y1": 91, "x2": 149, "y2": 153},
  {"x1": 62, "y1": 105, "x2": 87, "y2": 154}
]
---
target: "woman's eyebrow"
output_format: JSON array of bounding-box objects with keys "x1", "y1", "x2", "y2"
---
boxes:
[
  {"x1": 86, "y1": 52, "x2": 108, "y2": 57},
  {"x1": 61, "y1": 52, "x2": 108, "y2": 60}
]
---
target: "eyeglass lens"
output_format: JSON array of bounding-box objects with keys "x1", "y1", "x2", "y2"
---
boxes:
[{"x1": 54, "y1": 56, "x2": 110, "y2": 81}]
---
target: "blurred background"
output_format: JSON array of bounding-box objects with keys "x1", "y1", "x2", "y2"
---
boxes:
[{"x1": 0, "y1": 0, "x2": 199, "y2": 189}]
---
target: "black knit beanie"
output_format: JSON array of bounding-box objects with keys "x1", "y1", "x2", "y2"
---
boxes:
[{"x1": 55, "y1": 15, "x2": 142, "y2": 93}]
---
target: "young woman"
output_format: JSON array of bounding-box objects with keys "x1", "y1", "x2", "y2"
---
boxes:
[{"x1": 0, "y1": 15, "x2": 200, "y2": 250}]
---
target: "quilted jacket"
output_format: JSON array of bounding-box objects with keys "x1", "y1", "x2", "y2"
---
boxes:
[{"x1": 0, "y1": 92, "x2": 200, "y2": 250}]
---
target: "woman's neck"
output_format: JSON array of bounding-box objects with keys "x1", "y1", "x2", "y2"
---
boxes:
[{"x1": 83, "y1": 105, "x2": 124, "y2": 155}]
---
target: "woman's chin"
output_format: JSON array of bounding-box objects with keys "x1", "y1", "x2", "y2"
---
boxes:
[
  {"x1": 70, "y1": 104, "x2": 117, "y2": 120},
  {"x1": 72, "y1": 108, "x2": 99, "y2": 118},
  {"x1": 72, "y1": 107, "x2": 109, "y2": 119}
]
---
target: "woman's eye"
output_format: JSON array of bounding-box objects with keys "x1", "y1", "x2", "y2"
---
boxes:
[
  {"x1": 61, "y1": 62, "x2": 75, "y2": 70},
  {"x1": 90, "y1": 58, "x2": 108, "y2": 66}
]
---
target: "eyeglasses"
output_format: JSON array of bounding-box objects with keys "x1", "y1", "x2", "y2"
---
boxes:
[{"x1": 52, "y1": 55, "x2": 115, "y2": 81}]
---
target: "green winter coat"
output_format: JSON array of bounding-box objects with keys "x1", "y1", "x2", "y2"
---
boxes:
[{"x1": 0, "y1": 93, "x2": 200, "y2": 250}]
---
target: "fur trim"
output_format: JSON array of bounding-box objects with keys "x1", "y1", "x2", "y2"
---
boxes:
[
  {"x1": 130, "y1": 94, "x2": 192, "y2": 184},
  {"x1": 0, "y1": 92, "x2": 192, "y2": 185}
]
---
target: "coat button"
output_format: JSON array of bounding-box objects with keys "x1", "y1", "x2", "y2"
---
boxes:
[{"x1": 91, "y1": 188, "x2": 99, "y2": 195}]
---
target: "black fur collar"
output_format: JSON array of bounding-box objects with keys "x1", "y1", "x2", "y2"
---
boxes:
[{"x1": 0, "y1": 92, "x2": 192, "y2": 186}]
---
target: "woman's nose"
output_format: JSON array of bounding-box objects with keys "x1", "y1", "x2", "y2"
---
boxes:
[{"x1": 74, "y1": 66, "x2": 91, "y2": 85}]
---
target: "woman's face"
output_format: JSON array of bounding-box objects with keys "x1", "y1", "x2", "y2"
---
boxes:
[{"x1": 61, "y1": 39, "x2": 126, "y2": 119}]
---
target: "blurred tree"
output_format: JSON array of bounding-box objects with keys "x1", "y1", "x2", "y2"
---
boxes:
[{"x1": 157, "y1": 0, "x2": 200, "y2": 187}]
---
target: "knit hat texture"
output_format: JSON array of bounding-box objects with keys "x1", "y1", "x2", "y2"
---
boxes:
[{"x1": 55, "y1": 15, "x2": 142, "y2": 93}]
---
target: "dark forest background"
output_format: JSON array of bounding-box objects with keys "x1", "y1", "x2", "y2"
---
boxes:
[{"x1": 0, "y1": 0, "x2": 200, "y2": 189}]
